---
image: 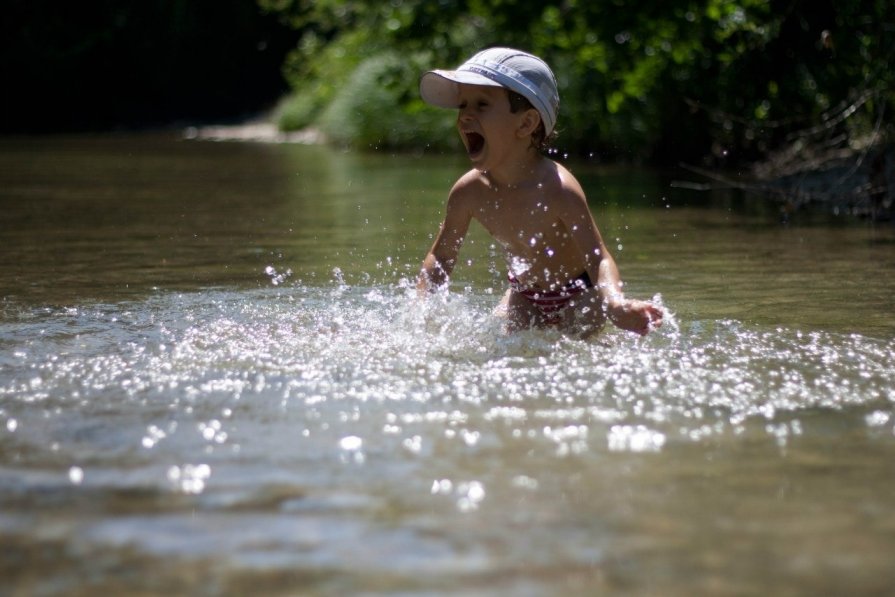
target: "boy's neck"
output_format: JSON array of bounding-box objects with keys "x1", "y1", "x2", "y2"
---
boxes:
[{"x1": 482, "y1": 148, "x2": 546, "y2": 189}]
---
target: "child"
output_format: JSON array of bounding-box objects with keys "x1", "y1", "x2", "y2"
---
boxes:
[{"x1": 417, "y1": 47, "x2": 663, "y2": 336}]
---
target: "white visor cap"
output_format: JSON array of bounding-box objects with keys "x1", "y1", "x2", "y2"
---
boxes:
[{"x1": 419, "y1": 47, "x2": 559, "y2": 136}]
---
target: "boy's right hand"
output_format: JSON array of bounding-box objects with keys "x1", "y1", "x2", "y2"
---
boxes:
[{"x1": 608, "y1": 299, "x2": 664, "y2": 336}]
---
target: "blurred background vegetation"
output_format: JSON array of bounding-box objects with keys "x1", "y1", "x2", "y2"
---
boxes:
[
  {"x1": 261, "y1": 0, "x2": 894, "y2": 168},
  {"x1": 3, "y1": 0, "x2": 893, "y2": 168}
]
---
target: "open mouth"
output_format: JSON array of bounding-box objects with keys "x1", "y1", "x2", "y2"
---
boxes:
[{"x1": 464, "y1": 132, "x2": 485, "y2": 156}]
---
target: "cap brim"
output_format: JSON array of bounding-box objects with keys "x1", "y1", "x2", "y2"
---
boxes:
[{"x1": 419, "y1": 70, "x2": 503, "y2": 109}]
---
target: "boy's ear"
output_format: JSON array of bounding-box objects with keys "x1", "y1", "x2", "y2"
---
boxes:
[{"x1": 517, "y1": 108, "x2": 541, "y2": 138}]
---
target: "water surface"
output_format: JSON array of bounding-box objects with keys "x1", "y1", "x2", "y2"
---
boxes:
[{"x1": 1, "y1": 134, "x2": 894, "y2": 595}]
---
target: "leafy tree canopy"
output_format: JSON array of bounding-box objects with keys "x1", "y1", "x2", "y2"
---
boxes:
[{"x1": 261, "y1": 0, "x2": 894, "y2": 165}]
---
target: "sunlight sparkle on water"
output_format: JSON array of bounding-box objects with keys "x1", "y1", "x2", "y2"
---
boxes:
[
  {"x1": 1, "y1": 283, "x2": 894, "y2": 502},
  {"x1": 68, "y1": 466, "x2": 84, "y2": 485}
]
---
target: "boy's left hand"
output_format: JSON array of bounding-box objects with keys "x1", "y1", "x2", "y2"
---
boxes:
[{"x1": 608, "y1": 299, "x2": 664, "y2": 336}]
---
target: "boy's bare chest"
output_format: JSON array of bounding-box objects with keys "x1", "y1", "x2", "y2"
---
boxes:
[{"x1": 471, "y1": 193, "x2": 566, "y2": 249}]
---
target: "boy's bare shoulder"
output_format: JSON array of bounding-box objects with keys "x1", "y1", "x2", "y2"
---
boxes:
[
  {"x1": 546, "y1": 161, "x2": 589, "y2": 214},
  {"x1": 451, "y1": 168, "x2": 488, "y2": 193},
  {"x1": 446, "y1": 169, "x2": 489, "y2": 206},
  {"x1": 550, "y1": 161, "x2": 586, "y2": 195}
]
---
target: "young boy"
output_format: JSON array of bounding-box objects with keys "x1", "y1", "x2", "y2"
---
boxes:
[{"x1": 417, "y1": 47, "x2": 663, "y2": 336}]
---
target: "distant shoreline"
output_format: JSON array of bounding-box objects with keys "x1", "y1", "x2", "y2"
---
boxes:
[
  {"x1": 183, "y1": 122, "x2": 324, "y2": 144},
  {"x1": 181, "y1": 120, "x2": 892, "y2": 220}
]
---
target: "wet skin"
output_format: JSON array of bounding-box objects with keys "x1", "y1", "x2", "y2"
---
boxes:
[{"x1": 419, "y1": 84, "x2": 663, "y2": 335}]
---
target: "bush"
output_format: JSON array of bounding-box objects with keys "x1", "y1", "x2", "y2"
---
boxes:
[
  {"x1": 274, "y1": 92, "x2": 319, "y2": 131},
  {"x1": 318, "y1": 52, "x2": 457, "y2": 151}
]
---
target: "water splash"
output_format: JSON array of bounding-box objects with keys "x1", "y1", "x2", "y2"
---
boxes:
[
  {"x1": 1, "y1": 282, "x2": 893, "y2": 467},
  {"x1": 2, "y1": 280, "x2": 894, "y2": 595},
  {"x1": 264, "y1": 265, "x2": 292, "y2": 286}
]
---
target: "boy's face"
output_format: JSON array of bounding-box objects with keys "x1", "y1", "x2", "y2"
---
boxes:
[{"x1": 455, "y1": 84, "x2": 533, "y2": 171}]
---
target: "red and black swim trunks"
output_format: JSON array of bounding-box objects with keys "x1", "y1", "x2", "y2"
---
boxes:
[{"x1": 508, "y1": 271, "x2": 594, "y2": 323}]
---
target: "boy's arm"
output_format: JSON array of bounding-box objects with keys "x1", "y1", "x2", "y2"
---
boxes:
[
  {"x1": 593, "y1": 250, "x2": 662, "y2": 335},
  {"x1": 560, "y1": 188, "x2": 663, "y2": 335},
  {"x1": 418, "y1": 188, "x2": 473, "y2": 292}
]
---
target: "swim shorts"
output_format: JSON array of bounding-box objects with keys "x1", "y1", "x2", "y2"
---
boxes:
[{"x1": 508, "y1": 271, "x2": 594, "y2": 323}]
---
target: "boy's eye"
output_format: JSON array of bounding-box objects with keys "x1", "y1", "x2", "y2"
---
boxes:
[{"x1": 458, "y1": 99, "x2": 488, "y2": 110}]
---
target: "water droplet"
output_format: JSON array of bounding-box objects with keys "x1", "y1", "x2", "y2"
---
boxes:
[
  {"x1": 431, "y1": 478, "x2": 453, "y2": 495},
  {"x1": 68, "y1": 467, "x2": 84, "y2": 484},
  {"x1": 608, "y1": 425, "x2": 665, "y2": 452},
  {"x1": 456, "y1": 480, "x2": 486, "y2": 512},
  {"x1": 339, "y1": 435, "x2": 363, "y2": 451},
  {"x1": 169, "y1": 463, "x2": 211, "y2": 494},
  {"x1": 402, "y1": 435, "x2": 423, "y2": 454},
  {"x1": 512, "y1": 475, "x2": 539, "y2": 490}
]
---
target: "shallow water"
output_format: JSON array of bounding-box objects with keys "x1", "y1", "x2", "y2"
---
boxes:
[{"x1": 2, "y1": 134, "x2": 895, "y2": 595}]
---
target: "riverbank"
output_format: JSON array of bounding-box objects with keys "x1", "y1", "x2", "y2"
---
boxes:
[
  {"x1": 761, "y1": 144, "x2": 894, "y2": 220},
  {"x1": 183, "y1": 121, "x2": 325, "y2": 144},
  {"x1": 679, "y1": 143, "x2": 894, "y2": 221}
]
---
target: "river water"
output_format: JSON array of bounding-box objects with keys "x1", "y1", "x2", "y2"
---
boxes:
[{"x1": 1, "y1": 133, "x2": 894, "y2": 595}]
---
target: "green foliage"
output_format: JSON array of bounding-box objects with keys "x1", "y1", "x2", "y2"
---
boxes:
[
  {"x1": 271, "y1": 29, "x2": 371, "y2": 131},
  {"x1": 261, "y1": 0, "x2": 895, "y2": 164},
  {"x1": 273, "y1": 92, "x2": 318, "y2": 131},
  {"x1": 318, "y1": 52, "x2": 457, "y2": 150}
]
